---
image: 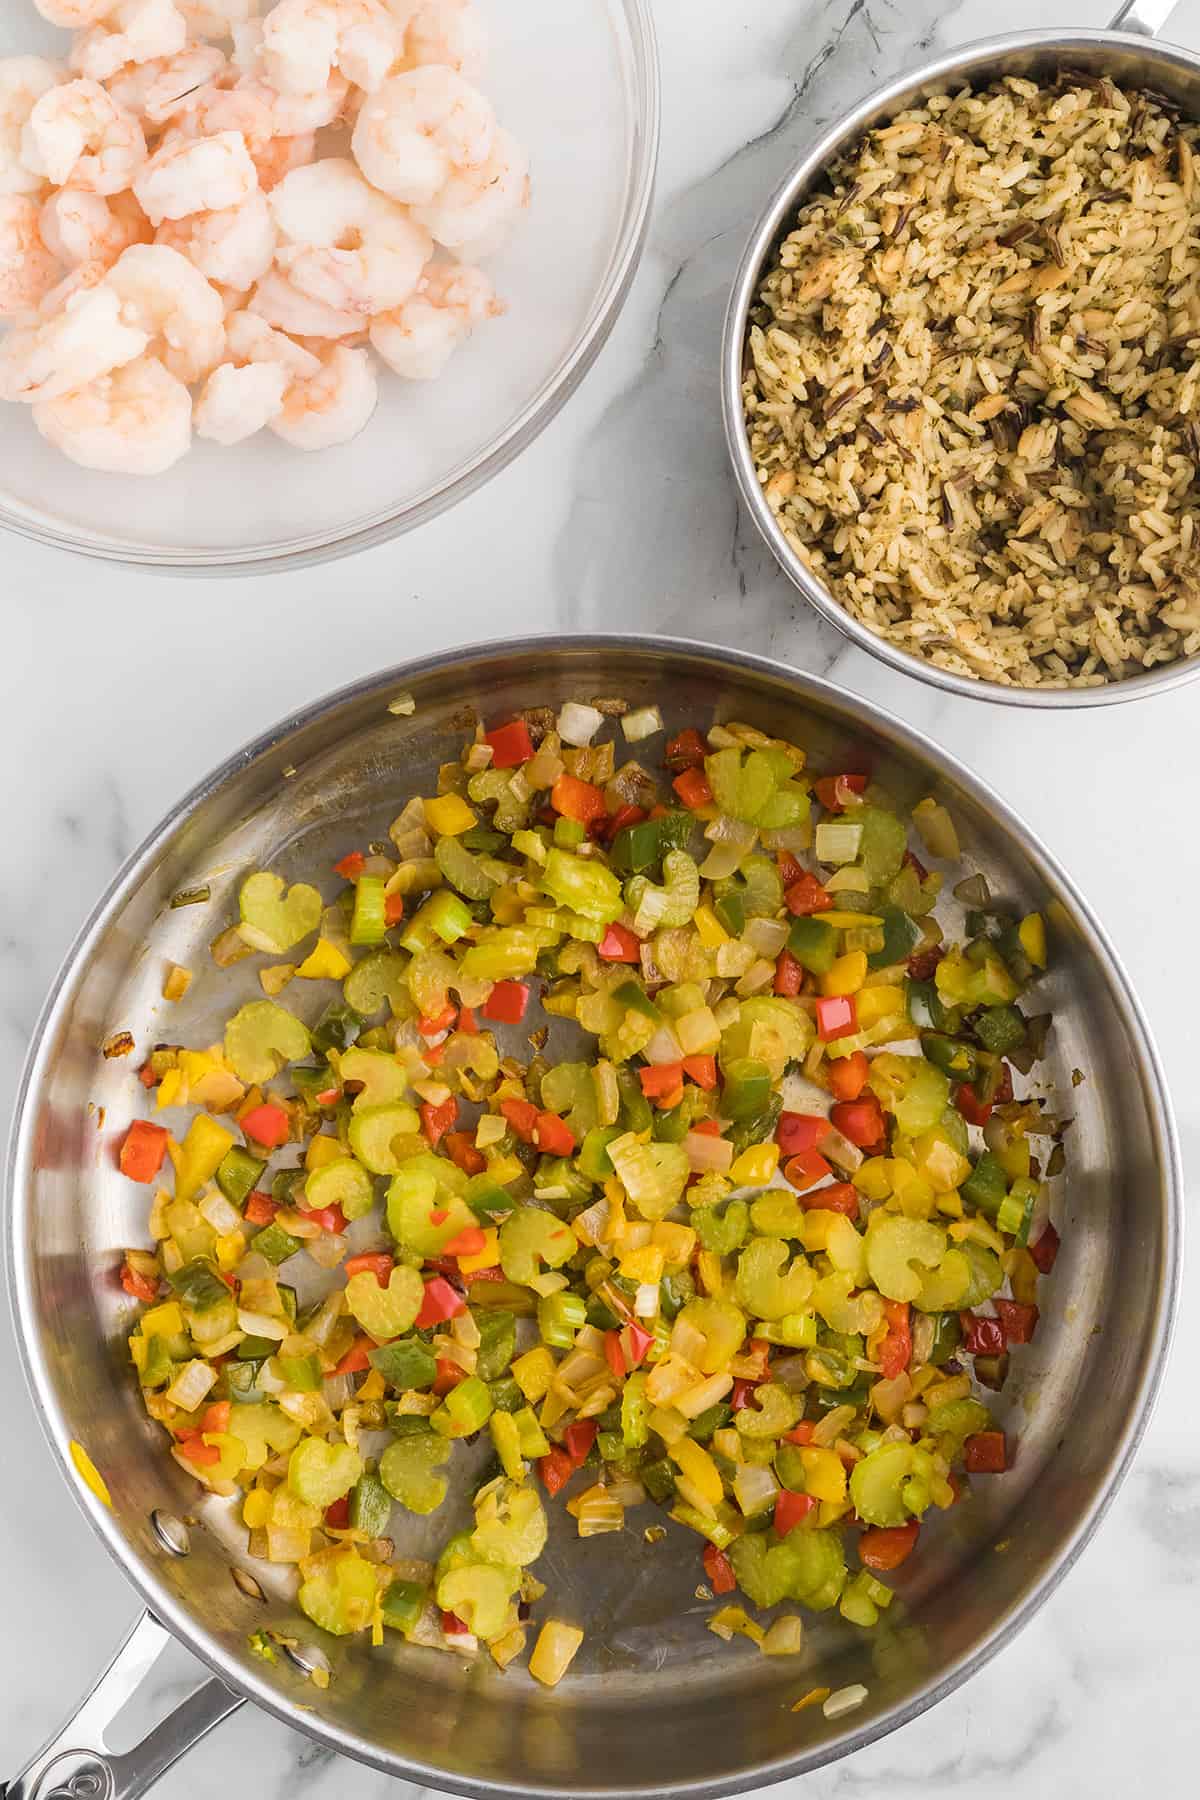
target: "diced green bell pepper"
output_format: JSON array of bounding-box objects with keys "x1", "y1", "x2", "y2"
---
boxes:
[
  {"x1": 216, "y1": 1145, "x2": 266, "y2": 1208},
  {"x1": 251, "y1": 1222, "x2": 302, "y2": 1265},
  {"x1": 868, "y1": 906, "x2": 920, "y2": 971},
  {"x1": 350, "y1": 1468, "x2": 393, "y2": 1536},
  {"x1": 961, "y1": 1150, "x2": 1009, "y2": 1218},
  {"x1": 380, "y1": 1577, "x2": 427, "y2": 1636},
  {"x1": 368, "y1": 1337, "x2": 437, "y2": 1390},
  {"x1": 788, "y1": 916, "x2": 838, "y2": 974}
]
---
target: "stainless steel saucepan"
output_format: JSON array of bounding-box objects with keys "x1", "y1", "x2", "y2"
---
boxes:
[
  {"x1": 4, "y1": 638, "x2": 1181, "y2": 1800},
  {"x1": 722, "y1": 0, "x2": 1200, "y2": 707}
]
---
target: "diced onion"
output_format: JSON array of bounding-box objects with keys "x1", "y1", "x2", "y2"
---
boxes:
[
  {"x1": 913, "y1": 797, "x2": 960, "y2": 861},
  {"x1": 306, "y1": 1231, "x2": 348, "y2": 1269},
  {"x1": 735, "y1": 957, "x2": 776, "y2": 996},
  {"x1": 634, "y1": 1283, "x2": 660, "y2": 1317},
  {"x1": 744, "y1": 916, "x2": 789, "y2": 959},
  {"x1": 823, "y1": 1684, "x2": 868, "y2": 1720},
  {"x1": 814, "y1": 821, "x2": 863, "y2": 866},
  {"x1": 475, "y1": 1113, "x2": 507, "y2": 1149},
  {"x1": 557, "y1": 702, "x2": 604, "y2": 746},
  {"x1": 820, "y1": 1127, "x2": 863, "y2": 1174},
  {"x1": 669, "y1": 1317, "x2": 707, "y2": 1365},
  {"x1": 621, "y1": 705, "x2": 663, "y2": 743},
  {"x1": 306, "y1": 1291, "x2": 346, "y2": 1347},
  {"x1": 675, "y1": 1372, "x2": 733, "y2": 1419},
  {"x1": 199, "y1": 1191, "x2": 242, "y2": 1236},
  {"x1": 237, "y1": 1309, "x2": 288, "y2": 1340},
  {"x1": 322, "y1": 1374, "x2": 355, "y2": 1414},
  {"x1": 761, "y1": 823, "x2": 813, "y2": 853},
  {"x1": 577, "y1": 1494, "x2": 624, "y2": 1537},
  {"x1": 732, "y1": 1462, "x2": 779, "y2": 1517},
  {"x1": 699, "y1": 816, "x2": 757, "y2": 880},
  {"x1": 684, "y1": 1130, "x2": 734, "y2": 1174},
  {"x1": 643, "y1": 1023, "x2": 684, "y2": 1065},
  {"x1": 761, "y1": 1615, "x2": 805, "y2": 1656},
  {"x1": 165, "y1": 1359, "x2": 217, "y2": 1411},
  {"x1": 529, "y1": 1621, "x2": 584, "y2": 1688}
]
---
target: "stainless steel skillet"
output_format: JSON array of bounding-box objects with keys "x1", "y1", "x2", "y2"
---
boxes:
[{"x1": 4, "y1": 637, "x2": 1180, "y2": 1799}]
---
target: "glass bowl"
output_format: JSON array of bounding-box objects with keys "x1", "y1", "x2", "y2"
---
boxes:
[{"x1": 0, "y1": 0, "x2": 659, "y2": 573}]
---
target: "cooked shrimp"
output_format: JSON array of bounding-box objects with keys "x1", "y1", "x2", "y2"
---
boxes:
[
  {"x1": 336, "y1": 1, "x2": 407, "y2": 93},
  {"x1": 224, "y1": 305, "x2": 320, "y2": 377},
  {"x1": 40, "y1": 185, "x2": 149, "y2": 266},
  {"x1": 33, "y1": 0, "x2": 115, "y2": 26},
  {"x1": 260, "y1": 0, "x2": 337, "y2": 97},
  {"x1": 33, "y1": 351, "x2": 192, "y2": 472},
  {"x1": 0, "y1": 195, "x2": 62, "y2": 316},
  {"x1": 369, "y1": 258, "x2": 496, "y2": 378},
  {"x1": 157, "y1": 186, "x2": 274, "y2": 286},
  {"x1": 104, "y1": 240, "x2": 225, "y2": 379},
  {"x1": 193, "y1": 355, "x2": 286, "y2": 442},
  {"x1": 270, "y1": 341, "x2": 376, "y2": 449},
  {"x1": 411, "y1": 124, "x2": 528, "y2": 254},
  {"x1": 133, "y1": 126, "x2": 257, "y2": 222},
  {"x1": 0, "y1": 279, "x2": 148, "y2": 402},
  {"x1": 351, "y1": 65, "x2": 493, "y2": 206},
  {"x1": 271, "y1": 156, "x2": 428, "y2": 314},
  {"x1": 70, "y1": 0, "x2": 189, "y2": 87},
  {"x1": 1, "y1": 59, "x2": 63, "y2": 198},
  {"x1": 177, "y1": 0, "x2": 260, "y2": 38},
  {"x1": 105, "y1": 46, "x2": 227, "y2": 127},
  {"x1": 249, "y1": 129, "x2": 315, "y2": 192},
  {"x1": 402, "y1": 0, "x2": 486, "y2": 80},
  {"x1": 21, "y1": 79, "x2": 146, "y2": 196},
  {"x1": 248, "y1": 262, "x2": 359, "y2": 337}
]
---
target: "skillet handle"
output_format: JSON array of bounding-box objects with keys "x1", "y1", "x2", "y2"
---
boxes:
[
  {"x1": 1108, "y1": 0, "x2": 1179, "y2": 34},
  {"x1": 2, "y1": 1611, "x2": 242, "y2": 1800}
]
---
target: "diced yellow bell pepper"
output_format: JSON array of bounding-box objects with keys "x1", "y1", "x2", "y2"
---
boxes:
[
  {"x1": 856, "y1": 987, "x2": 905, "y2": 1029},
  {"x1": 652, "y1": 1222, "x2": 696, "y2": 1266},
  {"x1": 156, "y1": 1068, "x2": 188, "y2": 1110},
  {"x1": 424, "y1": 793, "x2": 477, "y2": 837},
  {"x1": 243, "y1": 1486, "x2": 273, "y2": 1529},
  {"x1": 696, "y1": 1249, "x2": 725, "y2": 1295},
  {"x1": 854, "y1": 1157, "x2": 893, "y2": 1202},
  {"x1": 259, "y1": 963, "x2": 295, "y2": 998},
  {"x1": 305, "y1": 1133, "x2": 345, "y2": 1173},
  {"x1": 949, "y1": 1216, "x2": 1006, "y2": 1255},
  {"x1": 215, "y1": 1230, "x2": 246, "y2": 1271},
  {"x1": 1019, "y1": 912, "x2": 1047, "y2": 968},
  {"x1": 512, "y1": 1346, "x2": 556, "y2": 1403},
  {"x1": 935, "y1": 1190, "x2": 964, "y2": 1218},
  {"x1": 820, "y1": 950, "x2": 868, "y2": 997},
  {"x1": 668, "y1": 1436, "x2": 723, "y2": 1505},
  {"x1": 817, "y1": 1497, "x2": 852, "y2": 1527},
  {"x1": 128, "y1": 1335, "x2": 147, "y2": 1373},
  {"x1": 358, "y1": 1369, "x2": 385, "y2": 1402},
  {"x1": 490, "y1": 885, "x2": 527, "y2": 924},
  {"x1": 295, "y1": 938, "x2": 352, "y2": 981},
  {"x1": 141, "y1": 1300, "x2": 184, "y2": 1340},
  {"x1": 162, "y1": 963, "x2": 192, "y2": 1002},
  {"x1": 458, "y1": 1226, "x2": 500, "y2": 1274},
  {"x1": 171, "y1": 1114, "x2": 236, "y2": 1206},
  {"x1": 619, "y1": 1244, "x2": 665, "y2": 1284},
  {"x1": 729, "y1": 1143, "x2": 780, "y2": 1186},
  {"x1": 799, "y1": 1446, "x2": 847, "y2": 1503},
  {"x1": 70, "y1": 1441, "x2": 111, "y2": 1508},
  {"x1": 821, "y1": 911, "x2": 883, "y2": 928},
  {"x1": 489, "y1": 1410, "x2": 525, "y2": 1481},
  {"x1": 693, "y1": 905, "x2": 729, "y2": 949},
  {"x1": 891, "y1": 1158, "x2": 936, "y2": 1220},
  {"x1": 486, "y1": 1152, "x2": 525, "y2": 1187}
]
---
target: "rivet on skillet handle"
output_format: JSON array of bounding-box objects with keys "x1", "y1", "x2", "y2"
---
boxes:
[
  {"x1": 3, "y1": 1612, "x2": 241, "y2": 1800},
  {"x1": 1110, "y1": 0, "x2": 1180, "y2": 35}
]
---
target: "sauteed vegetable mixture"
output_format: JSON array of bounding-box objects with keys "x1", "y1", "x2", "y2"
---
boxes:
[{"x1": 118, "y1": 702, "x2": 1062, "y2": 1685}]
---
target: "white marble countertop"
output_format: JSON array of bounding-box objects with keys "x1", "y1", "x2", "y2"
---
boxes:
[{"x1": 2, "y1": 0, "x2": 1198, "y2": 1793}]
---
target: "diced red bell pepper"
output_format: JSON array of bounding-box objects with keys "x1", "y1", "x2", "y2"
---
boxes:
[
  {"x1": 551, "y1": 772, "x2": 607, "y2": 824},
  {"x1": 334, "y1": 1336, "x2": 373, "y2": 1375},
  {"x1": 827, "y1": 1051, "x2": 870, "y2": 1102},
  {"x1": 776, "y1": 851, "x2": 803, "y2": 888},
  {"x1": 430, "y1": 1209, "x2": 449, "y2": 1227},
  {"x1": 138, "y1": 1062, "x2": 158, "y2": 1089},
  {"x1": 830, "y1": 1095, "x2": 885, "y2": 1149},
  {"x1": 858, "y1": 1521, "x2": 919, "y2": 1570},
  {"x1": 639, "y1": 1061, "x2": 684, "y2": 1098},
  {"x1": 784, "y1": 1421, "x2": 816, "y2": 1445},
  {"x1": 433, "y1": 1357, "x2": 467, "y2": 1395},
  {"x1": 681, "y1": 1053, "x2": 717, "y2": 1090},
  {"x1": 119, "y1": 1118, "x2": 169, "y2": 1183},
  {"x1": 334, "y1": 851, "x2": 365, "y2": 881},
  {"x1": 690, "y1": 1118, "x2": 722, "y2": 1137},
  {"x1": 994, "y1": 1298, "x2": 1039, "y2": 1344},
  {"x1": 816, "y1": 995, "x2": 858, "y2": 1042},
  {"x1": 415, "y1": 1276, "x2": 467, "y2": 1329},
  {"x1": 665, "y1": 728, "x2": 708, "y2": 770},
  {"x1": 878, "y1": 1300, "x2": 911, "y2": 1380},
  {"x1": 783, "y1": 1149, "x2": 832, "y2": 1192},
  {"x1": 604, "y1": 1329, "x2": 626, "y2": 1382},
  {"x1": 245, "y1": 1190, "x2": 277, "y2": 1226},
  {"x1": 240, "y1": 1102, "x2": 290, "y2": 1149},
  {"x1": 442, "y1": 1225, "x2": 488, "y2": 1259},
  {"x1": 622, "y1": 1322, "x2": 654, "y2": 1366},
  {"x1": 963, "y1": 1430, "x2": 1007, "y2": 1474},
  {"x1": 774, "y1": 1490, "x2": 818, "y2": 1535},
  {"x1": 907, "y1": 944, "x2": 942, "y2": 982},
  {"x1": 564, "y1": 1419, "x2": 597, "y2": 1467},
  {"x1": 121, "y1": 1258, "x2": 159, "y2": 1304},
  {"x1": 201, "y1": 1400, "x2": 231, "y2": 1434},
  {"x1": 177, "y1": 1435, "x2": 220, "y2": 1467},
  {"x1": 538, "y1": 1447, "x2": 575, "y2": 1498},
  {"x1": 499, "y1": 1097, "x2": 539, "y2": 1143},
  {"x1": 462, "y1": 1264, "x2": 506, "y2": 1286},
  {"x1": 482, "y1": 980, "x2": 529, "y2": 1023},
  {"x1": 483, "y1": 719, "x2": 534, "y2": 768},
  {"x1": 785, "y1": 872, "x2": 833, "y2": 916},
  {"x1": 730, "y1": 1378, "x2": 760, "y2": 1412},
  {"x1": 959, "y1": 1311, "x2": 1006, "y2": 1356},
  {"x1": 672, "y1": 768, "x2": 713, "y2": 810},
  {"x1": 420, "y1": 1095, "x2": 458, "y2": 1147},
  {"x1": 418, "y1": 1003, "x2": 458, "y2": 1039},
  {"x1": 814, "y1": 773, "x2": 868, "y2": 812},
  {"x1": 441, "y1": 1609, "x2": 471, "y2": 1636},
  {"x1": 954, "y1": 1083, "x2": 994, "y2": 1126},
  {"x1": 774, "y1": 947, "x2": 804, "y2": 996},
  {"x1": 534, "y1": 1111, "x2": 576, "y2": 1155},
  {"x1": 305, "y1": 1204, "x2": 347, "y2": 1235},
  {"x1": 606, "y1": 803, "x2": 646, "y2": 840},
  {"x1": 443, "y1": 1130, "x2": 486, "y2": 1176},
  {"x1": 384, "y1": 892, "x2": 405, "y2": 928},
  {"x1": 777, "y1": 1112, "x2": 829, "y2": 1156},
  {"x1": 457, "y1": 1004, "x2": 478, "y2": 1036},
  {"x1": 798, "y1": 1180, "x2": 859, "y2": 1218},
  {"x1": 598, "y1": 922, "x2": 641, "y2": 962},
  {"x1": 344, "y1": 1252, "x2": 393, "y2": 1285},
  {"x1": 1029, "y1": 1223, "x2": 1059, "y2": 1274},
  {"x1": 703, "y1": 1543, "x2": 737, "y2": 1595},
  {"x1": 324, "y1": 1496, "x2": 350, "y2": 1529}
]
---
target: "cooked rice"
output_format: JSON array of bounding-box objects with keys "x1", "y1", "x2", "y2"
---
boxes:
[{"x1": 743, "y1": 73, "x2": 1200, "y2": 688}]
